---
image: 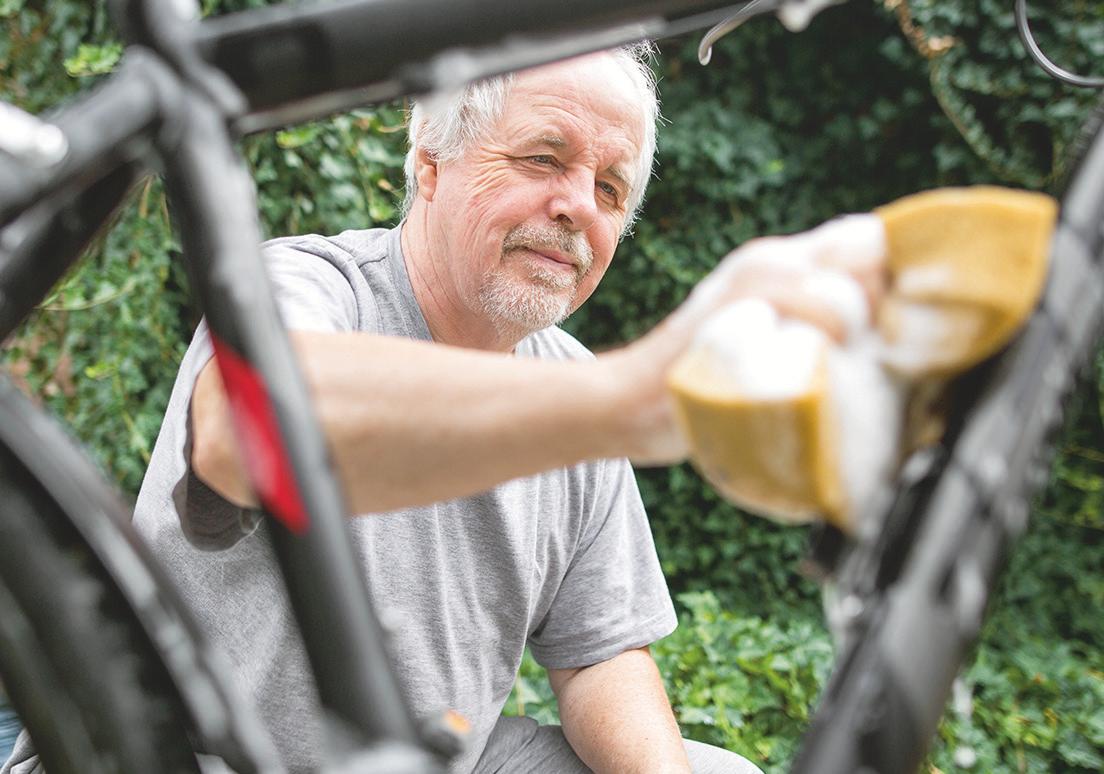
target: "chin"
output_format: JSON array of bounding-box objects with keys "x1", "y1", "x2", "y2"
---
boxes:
[{"x1": 480, "y1": 277, "x2": 575, "y2": 331}]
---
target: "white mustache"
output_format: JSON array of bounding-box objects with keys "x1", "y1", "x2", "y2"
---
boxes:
[{"x1": 502, "y1": 224, "x2": 594, "y2": 277}]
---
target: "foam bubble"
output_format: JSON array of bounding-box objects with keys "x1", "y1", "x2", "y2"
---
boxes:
[
  {"x1": 879, "y1": 302, "x2": 986, "y2": 374},
  {"x1": 696, "y1": 299, "x2": 827, "y2": 399},
  {"x1": 827, "y1": 336, "x2": 905, "y2": 520}
]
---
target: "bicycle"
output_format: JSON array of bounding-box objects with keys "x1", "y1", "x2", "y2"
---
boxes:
[{"x1": 0, "y1": 0, "x2": 1100, "y2": 772}]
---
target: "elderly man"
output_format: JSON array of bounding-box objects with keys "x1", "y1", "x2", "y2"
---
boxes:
[{"x1": 125, "y1": 47, "x2": 811, "y2": 774}]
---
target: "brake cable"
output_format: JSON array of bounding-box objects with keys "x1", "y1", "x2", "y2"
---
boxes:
[
  {"x1": 1016, "y1": 0, "x2": 1104, "y2": 89},
  {"x1": 698, "y1": 0, "x2": 844, "y2": 64}
]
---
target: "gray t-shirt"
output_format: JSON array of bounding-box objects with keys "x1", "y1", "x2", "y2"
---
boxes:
[{"x1": 130, "y1": 226, "x2": 677, "y2": 773}]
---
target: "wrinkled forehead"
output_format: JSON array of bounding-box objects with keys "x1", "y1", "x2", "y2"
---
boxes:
[
  {"x1": 508, "y1": 52, "x2": 647, "y2": 133},
  {"x1": 499, "y1": 54, "x2": 648, "y2": 168}
]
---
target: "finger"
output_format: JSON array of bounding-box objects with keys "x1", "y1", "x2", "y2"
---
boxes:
[
  {"x1": 805, "y1": 214, "x2": 889, "y2": 311},
  {"x1": 676, "y1": 227, "x2": 876, "y2": 344},
  {"x1": 753, "y1": 282, "x2": 848, "y2": 344}
]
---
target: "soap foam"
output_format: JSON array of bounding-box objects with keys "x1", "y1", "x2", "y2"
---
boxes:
[
  {"x1": 879, "y1": 302, "x2": 986, "y2": 374},
  {"x1": 894, "y1": 263, "x2": 956, "y2": 296},
  {"x1": 696, "y1": 299, "x2": 827, "y2": 399},
  {"x1": 827, "y1": 336, "x2": 905, "y2": 522}
]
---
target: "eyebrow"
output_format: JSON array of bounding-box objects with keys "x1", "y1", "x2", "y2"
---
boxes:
[
  {"x1": 534, "y1": 134, "x2": 569, "y2": 149},
  {"x1": 605, "y1": 165, "x2": 632, "y2": 196}
]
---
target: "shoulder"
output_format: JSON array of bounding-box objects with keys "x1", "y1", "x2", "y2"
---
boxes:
[
  {"x1": 521, "y1": 326, "x2": 595, "y2": 363},
  {"x1": 262, "y1": 227, "x2": 391, "y2": 268},
  {"x1": 257, "y1": 228, "x2": 395, "y2": 333}
]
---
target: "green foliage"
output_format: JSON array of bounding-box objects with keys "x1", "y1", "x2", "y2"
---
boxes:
[
  {"x1": 4, "y1": 0, "x2": 1104, "y2": 771},
  {"x1": 502, "y1": 650, "x2": 559, "y2": 727},
  {"x1": 248, "y1": 107, "x2": 408, "y2": 238},
  {"x1": 63, "y1": 41, "x2": 121, "y2": 77},
  {"x1": 929, "y1": 509, "x2": 1104, "y2": 771},
  {"x1": 1, "y1": 176, "x2": 192, "y2": 491},
  {"x1": 655, "y1": 592, "x2": 832, "y2": 771},
  {"x1": 505, "y1": 593, "x2": 832, "y2": 773}
]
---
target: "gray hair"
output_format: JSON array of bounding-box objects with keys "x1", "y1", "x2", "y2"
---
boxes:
[{"x1": 401, "y1": 43, "x2": 660, "y2": 234}]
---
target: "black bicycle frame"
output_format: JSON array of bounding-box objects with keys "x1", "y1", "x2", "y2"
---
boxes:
[
  {"x1": 5, "y1": 0, "x2": 1090, "y2": 770},
  {"x1": 0, "y1": 0, "x2": 759, "y2": 770}
]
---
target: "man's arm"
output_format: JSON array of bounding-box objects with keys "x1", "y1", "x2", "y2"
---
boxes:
[
  {"x1": 548, "y1": 647, "x2": 690, "y2": 774},
  {"x1": 191, "y1": 234, "x2": 882, "y2": 514},
  {"x1": 191, "y1": 330, "x2": 671, "y2": 512}
]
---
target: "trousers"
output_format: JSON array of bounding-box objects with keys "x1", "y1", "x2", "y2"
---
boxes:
[
  {"x1": 473, "y1": 716, "x2": 763, "y2": 773},
  {"x1": 6, "y1": 713, "x2": 765, "y2": 774}
]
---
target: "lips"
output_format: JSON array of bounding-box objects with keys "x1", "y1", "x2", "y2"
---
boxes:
[
  {"x1": 505, "y1": 248, "x2": 583, "y2": 292},
  {"x1": 528, "y1": 248, "x2": 578, "y2": 269},
  {"x1": 509, "y1": 246, "x2": 581, "y2": 279}
]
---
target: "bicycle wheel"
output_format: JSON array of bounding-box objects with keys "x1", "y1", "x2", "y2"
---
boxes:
[{"x1": 0, "y1": 447, "x2": 200, "y2": 774}]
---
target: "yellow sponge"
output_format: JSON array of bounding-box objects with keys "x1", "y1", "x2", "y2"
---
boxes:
[
  {"x1": 877, "y1": 186, "x2": 1058, "y2": 375},
  {"x1": 668, "y1": 186, "x2": 1058, "y2": 530},
  {"x1": 667, "y1": 347, "x2": 847, "y2": 526}
]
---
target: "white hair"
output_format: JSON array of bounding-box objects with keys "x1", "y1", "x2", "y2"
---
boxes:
[{"x1": 401, "y1": 43, "x2": 660, "y2": 234}]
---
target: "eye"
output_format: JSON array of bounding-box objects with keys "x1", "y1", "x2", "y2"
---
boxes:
[
  {"x1": 527, "y1": 154, "x2": 558, "y2": 167},
  {"x1": 597, "y1": 180, "x2": 622, "y2": 204}
]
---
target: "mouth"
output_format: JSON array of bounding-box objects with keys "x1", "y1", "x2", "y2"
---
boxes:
[
  {"x1": 515, "y1": 247, "x2": 581, "y2": 277},
  {"x1": 531, "y1": 248, "x2": 577, "y2": 268}
]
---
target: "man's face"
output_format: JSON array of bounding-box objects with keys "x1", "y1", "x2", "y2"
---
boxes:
[{"x1": 424, "y1": 54, "x2": 646, "y2": 333}]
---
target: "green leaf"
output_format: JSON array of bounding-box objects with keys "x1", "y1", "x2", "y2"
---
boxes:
[
  {"x1": 63, "y1": 42, "x2": 122, "y2": 77},
  {"x1": 276, "y1": 125, "x2": 321, "y2": 149}
]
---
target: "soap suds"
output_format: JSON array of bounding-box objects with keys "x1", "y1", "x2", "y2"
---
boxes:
[{"x1": 696, "y1": 300, "x2": 827, "y2": 399}]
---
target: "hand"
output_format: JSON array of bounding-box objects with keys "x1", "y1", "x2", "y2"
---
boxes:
[
  {"x1": 607, "y1": 215, "x2": 888, "y2": 466},
  {"x1": 672, "y1": 214, "x2": 888, "y2": 342}
]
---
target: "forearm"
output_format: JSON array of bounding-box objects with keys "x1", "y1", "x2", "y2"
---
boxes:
[
  {"x1": 192, "y1": 330, "x2": 671, "y2": 514},
  {"x1": 550, "y1": 648, "x2": 690, "y2": 774}
]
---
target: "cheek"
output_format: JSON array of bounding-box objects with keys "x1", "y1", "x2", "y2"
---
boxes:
[
  {"x1": 588, "y1": 225, "x2": 619, "y2": 269},
  {"x1": 572, "y1": 236, "x2": 618, "y2": 307},
  {"x1": 466, "y1": 167, "x2": 532, "y2": 219},
  {"x1": 443, "y1": 175, "x2": 511, "y2": 246}
]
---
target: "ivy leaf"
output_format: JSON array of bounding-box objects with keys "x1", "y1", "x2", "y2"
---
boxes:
[
  {"x1": 276, "y1": 125, "x2": 322, "y2": 149},
  {"x1": 63, "y1": 42, "x2": 122, "y2": 77}
]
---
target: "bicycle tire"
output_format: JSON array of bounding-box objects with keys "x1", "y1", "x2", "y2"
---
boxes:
[{"x1": 0, "y1": 447, "x2": 200, "y2": 774}]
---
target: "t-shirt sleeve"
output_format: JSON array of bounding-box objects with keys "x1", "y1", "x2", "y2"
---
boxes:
[
  {"x1": 260, "y1": 242, "x2": 361, "y2": 333},
  {"x1": 526, "y1": 458, "x2": 677, "y2": 669},
  {"x1": 171, "y1": 244, "x2": 361, "y2": 549}
]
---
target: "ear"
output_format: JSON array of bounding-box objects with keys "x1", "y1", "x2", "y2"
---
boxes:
[{"x1": 414, "y1": 145, "x2": 439, "y2": 202}]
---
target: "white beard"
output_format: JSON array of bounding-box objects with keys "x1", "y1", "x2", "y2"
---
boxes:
[
  {"x1": 479, "y1": 260, "x2": 577, "y2": 332},
  {"x1": 481, "y1": 222, "x2": 594, "y2": 333}
]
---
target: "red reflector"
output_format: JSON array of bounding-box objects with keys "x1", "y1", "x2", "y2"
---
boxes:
[{"x1": 210, "y1": 335, "x2": 309, "y2": 533}]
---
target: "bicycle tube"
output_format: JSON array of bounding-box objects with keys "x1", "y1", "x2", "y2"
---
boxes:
[
  {"x1": 0, "y1": 53, "x2": 170, "y2": 229},
  {"x1": 193, "y1": 0, "x2": 755, "y2": 133},
  {"x1": 0, "y1": 377, "x2": 284, "y2": 774},
  {"x1": 0, "y1": 164, "x2": 144, "y2": 342}
]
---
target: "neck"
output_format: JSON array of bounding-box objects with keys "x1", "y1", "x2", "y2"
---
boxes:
[{"x1": 400, "y1": 208, "x2": 529, "y2": 353}]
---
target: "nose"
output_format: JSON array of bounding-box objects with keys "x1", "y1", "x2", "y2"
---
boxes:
[{"x1": 547, "y1": 168, "x2": 598, "y2": 231}]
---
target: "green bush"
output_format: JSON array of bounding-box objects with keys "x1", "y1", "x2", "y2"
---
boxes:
[{"x1": 3, "y1": 0, "x2": 1104, "y2": 771}]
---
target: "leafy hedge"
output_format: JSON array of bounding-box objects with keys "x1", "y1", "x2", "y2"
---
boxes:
[{"x1": 4, "y1": 0, "x2": 1104, "y2": 771}]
